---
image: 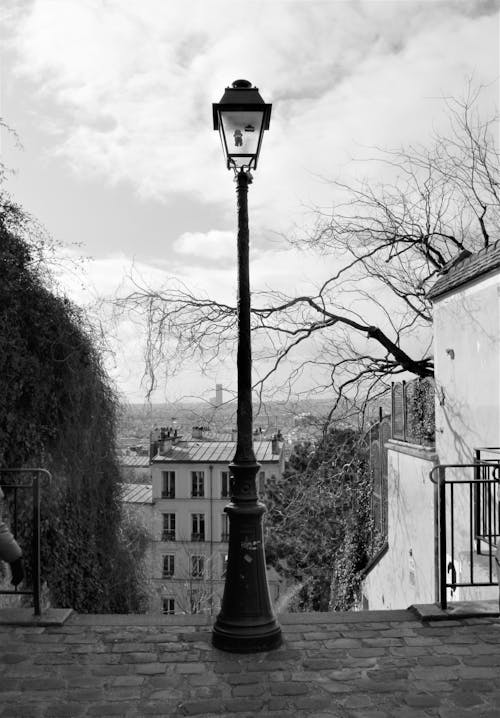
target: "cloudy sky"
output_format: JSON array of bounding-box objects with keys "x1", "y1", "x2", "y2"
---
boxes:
[{"x1": 1, "y1": 0, "x2": 499, "y2": 403}]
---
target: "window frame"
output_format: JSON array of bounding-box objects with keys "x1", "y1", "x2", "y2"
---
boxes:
[
  {"x1": 162, "y1": 513, "x2": 176, "y2": 541},
  {"x1": 162, "y1": 598, "x2": 175, "y2": 615},
  {"x1": 221, "y1": 513, "x2": 229, "y2": 542},
  {"x1": 191, "y1": 470, "x2": 205, "y2": 498},
  {"x1": 162, "y1": 554, "x2": 175, "y2": 578},
  {"x1": 191, "y1": 554, "x2": 205, "y2": 579},
  {"x1": 221, "y1": 471, "x2": 230, "y2": 498},
  {"x1": 161, "y1": 471, "x2": 176, "y2": 499},
  {"x1": 191, "y1": 513, "x2": 205, "y2": 541}
]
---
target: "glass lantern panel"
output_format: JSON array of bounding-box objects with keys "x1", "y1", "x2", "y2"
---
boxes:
[{"x1": 220, "y1": 110, "x2": 264, "y2": 158}]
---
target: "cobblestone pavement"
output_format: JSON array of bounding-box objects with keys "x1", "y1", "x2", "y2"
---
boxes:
[{"x1": 1, "y1": 609, "x2": 500, "y2": 717}]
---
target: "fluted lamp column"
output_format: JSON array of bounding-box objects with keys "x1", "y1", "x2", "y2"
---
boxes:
[{"x1": 211, "y1": 80, "x2": 282, "y2": 652}]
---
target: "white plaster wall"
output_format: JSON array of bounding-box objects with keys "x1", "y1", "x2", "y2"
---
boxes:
[
  {"x1": 432, "y1": 273, "x2": 500, "y2": 602},
  {"x1": 433, "y1": 274, "x2": 500, "y2": 463},
  {"x1": 362, "y1": 443, "x2": 437, "y2": 610}
]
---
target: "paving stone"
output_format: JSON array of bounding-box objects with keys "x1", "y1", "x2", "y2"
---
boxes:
[
  {"x1": 178, "y1": 699, "x2": 223, "y2": 716},
  {"x1": 464, "y1": 654, "x2": 500, "y2": 666},
  {"x1": 324, "y1": 637, "x2": 360, "y2": 648},
  {"x1": 0, "y1": 654, "x2": 30, "y2": 664},
  {"x1": 0, "y1": 705, "x2": 43, "y2": 717},
  {"x1": 21, "y1": 678, "x2": 66, "y2": 691},
  {"x1": 295, "y1": 695, "x2": 332, "y2": 710},
  {"x1": 223, "y1": 699, "x2": 265, "y2": 713},
  {"x1": 42, "y1": 704, "x2": 85, "y2": 717},
  {"x1": 418, "y1": 655, "x2": 460, "y2": 666},
  {"x1": 134, "y1": 663, "x2": 166, "y2": 675},
  {"x1": 63, "y1": 689, "x2": 105, "y2": 703},
  {"x1": 230, "y1": 684, "x2": 262, "y2": 697},
  {"x1": 348, "y1": 647, "x2": 386, "y2": 658},
  {"x1": 269, "y1": 681, "x2": 310, "y2": 696},
  {"x1": 225, "y1": 672, "x2": 264, "y2": 685},
  {"x1": 340, "y1": 693, "x2": 374, "y2": 708},
  {"x1": 410, "y1": 666, "x2": 459, "y2": 681},
  {"x1": 447, "y1": 690, "x2": 485, "y2": 707},
  {"x1": 87, "y1": 703, "x2": 133, "y2": 716},
  {"x1": 119, "y1": 652, "x2": 158, "y2": 664},
  {"x1": 404, "y1": 693, "x2": 442, "y2": 707},
  {"x1": 302, "y1": 658, "x2": 342, "y2": 670}
]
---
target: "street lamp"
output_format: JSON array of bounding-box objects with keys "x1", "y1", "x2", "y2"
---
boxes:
[{"x1": 211, "y1": 80, "x2": 282, "y2": 652}]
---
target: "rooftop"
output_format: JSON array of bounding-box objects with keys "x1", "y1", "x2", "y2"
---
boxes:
[
  {"x1": 121, "y1": 483, "x2": 153, "y2": 505},
  {"x1": 1, "y1": 606, "x2": 500, "y2": 717},
  {"x1": 427, "y1": 239, "x2": 500, "y2": 300},
  {"x1": 119, "y1": 455, "x2": 151, "y2": 468},
  {"x1": 152, "y1": 440, "x2": 282, "y2": 465}
]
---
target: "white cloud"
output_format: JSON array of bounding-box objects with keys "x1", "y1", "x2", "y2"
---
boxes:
[
  {"x1": 174, "y1": 230, "x2": 235, "y2": 262},
  {"x1": 7, "y1": 0, "x2": 498, "y2": 231},
  {"x1": 3, "y1": 0, "x2": 499, "y2": 401}
]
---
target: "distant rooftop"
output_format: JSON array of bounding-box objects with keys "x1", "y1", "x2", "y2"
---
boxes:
[
  {"x1": 119, "y1": 454, "x2": 151, "y2": 468},
  {"x1": 428, "y1": 239, "x2": 500, "y2": 300},
  {"x1": 121, "y1": 483, "x2": 153, "y2": 504},
  {"x1": 152, "y1": 439, "x2": 282, "y2": 464}
]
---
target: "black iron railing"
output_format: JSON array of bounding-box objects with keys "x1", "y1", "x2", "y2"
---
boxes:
[
  {"x1": 474, "y1": 449, "x2": 500, "y2": 553},
  {"x1": 0, "y1": 468, "x2": 51, "y2": 616},
  {"x1": 430, "y1": 462, "x2": 499, "y2": 610}
]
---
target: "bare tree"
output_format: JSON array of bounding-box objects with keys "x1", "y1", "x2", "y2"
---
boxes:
[{"x1": 115, "y1": 88, "x2": 499, "y2": 415}]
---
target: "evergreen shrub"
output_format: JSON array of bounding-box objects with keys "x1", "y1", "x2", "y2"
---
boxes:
[{"x1": 0, "y1": 198, "x2": 149, "y2": 612}]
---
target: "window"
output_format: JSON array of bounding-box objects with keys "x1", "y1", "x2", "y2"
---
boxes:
[
  {"x1": 259, "y1": 471, "x2": 265, "y2": 495},
  {"x1": 221, "y1": 513, "x2": 229, "y2": 542},
  {"x1": 221, "y1": 471, "x2": 229, "y2": 498},
  {"x1": 191, "y1": 555, "x2": 205, "y2": 579},
  {"x1": 162, "y1": 554, "x2": 174, "y2": 578},
  {"x1": 162, "y1": 513, "x2": 176, "y2": 541},
  {"x1": 191, "y1": 513, "x2": 205, "y2": 541},
  {"x1": 189, "y1": 590, "x2": 200, "y2": 614},
  {"x1": 191, "y1": 471, "x2": 205, "y2": 498},
  {"x1": 221, "y1": 553, "x2": 228, "y2": 578},
  {"x1": 162, "y1": 598, "x2": 175, "y2": 615},
  {"x1": 161, "y1": 471, "x2": 175, "y2": 498}
]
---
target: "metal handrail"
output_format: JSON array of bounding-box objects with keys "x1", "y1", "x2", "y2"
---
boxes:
[
  {"x1": 430, "y1": 462, "x2": 499, "y2": 610},
  {"x1": 0, "y1": 468, "x2": 51, "y2": 616}
]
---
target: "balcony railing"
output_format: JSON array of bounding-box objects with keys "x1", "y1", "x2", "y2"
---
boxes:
[
  {"x1": 475, "y1": 448, "x2": 500, "y2": 552},
  {"x1": 191, "y1": 533, "x2": 205, "y2": 542},
  {"x1": 161, "y1": 490, "x2": 175, "y2": 499},
  {"x1": 161, "y1": 530, "x2": 176, "y2": 542},
  {"x1": 430, "y1": 459, "x2": 499, "y2": 610},
  {"x1": 0, "y1": 468, "x2": 51, "y2": 617},
  {"x1": 220, "y1": 531, "x2": 230, "y2": 542}
]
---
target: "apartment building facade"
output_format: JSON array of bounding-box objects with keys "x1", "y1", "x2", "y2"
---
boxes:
[{"x1": 150, "y1": 431, "x2": 284, "y2": 615}]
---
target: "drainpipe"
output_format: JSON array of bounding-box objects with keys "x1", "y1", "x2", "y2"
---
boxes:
[{"x1": 209, "y1": 464, "x2": 214, "y2": 615}]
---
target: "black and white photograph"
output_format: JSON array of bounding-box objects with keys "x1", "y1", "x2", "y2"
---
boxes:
[{"x1": 1, "y1": 1, "x2": 499, "y2": 715}]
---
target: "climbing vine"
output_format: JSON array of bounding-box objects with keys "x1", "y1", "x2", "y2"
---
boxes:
[
  {"x1": 265, "y1": 429, "x2": 381, "y2": 612},
  {"x1": 0, "y1": 196, "x2": 149, "y2": 613}
]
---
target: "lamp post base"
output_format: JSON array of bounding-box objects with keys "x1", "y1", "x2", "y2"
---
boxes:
[
  {"x1": 212, "y1": 616, "x2": 282, "y2": 653},
  {"x1": 212, "y1": 492, "x2": 282, "y2": 653}
]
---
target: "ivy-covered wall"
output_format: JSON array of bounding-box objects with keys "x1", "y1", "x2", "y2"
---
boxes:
[{"x1": 0, "y1": 198, "x2": 149, "y2": 613}]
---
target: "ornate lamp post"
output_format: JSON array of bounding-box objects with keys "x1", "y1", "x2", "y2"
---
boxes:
[{"x1": 211, "y1": 80, "x2": 282, "y2": 652}]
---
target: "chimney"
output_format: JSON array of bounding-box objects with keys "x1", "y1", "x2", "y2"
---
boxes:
[
  {"x1": 192, "y1": 426, "x2": 203, "y2": 440},
  {"x1": 157, "y1": 426, "x2": 173, "y2": 454},
  {"x1": 271, "y1": 433, "x2": 281, "y2": 455},
  {"x1": 231, "y1": 428, "x2": 238, "y2": 442}
]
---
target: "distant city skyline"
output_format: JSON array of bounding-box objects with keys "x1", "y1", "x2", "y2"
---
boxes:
[{"x1": 1, "y1": 1, "x2": 498, "y2": 402}]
